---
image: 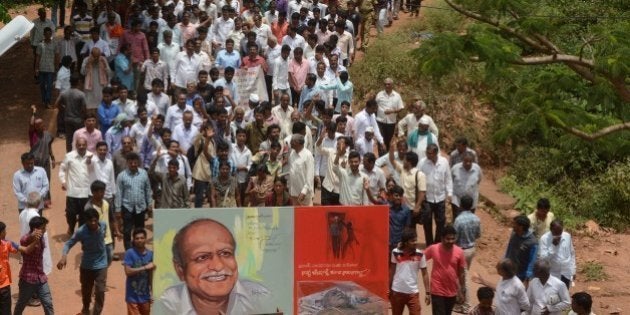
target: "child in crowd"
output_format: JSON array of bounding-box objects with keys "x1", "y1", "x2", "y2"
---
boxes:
[
  {"x1": 468, "y1": 286, "x2": 495, "y2": 315},
  {"x1": 390, "y1": 229, "x2": 430, "y2": 315},
  {"x1": 123, "y1": 228, "x2": 154, "y2": 315}
]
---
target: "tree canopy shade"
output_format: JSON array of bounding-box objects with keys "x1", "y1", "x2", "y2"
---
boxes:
[{"x1": 414, "y1": 0, "x2": 629, "y2": 142}]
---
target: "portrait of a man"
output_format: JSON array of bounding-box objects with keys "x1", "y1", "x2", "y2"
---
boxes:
[{"x1": 156, "y1": 218, "x2": 271, "y2": 314}]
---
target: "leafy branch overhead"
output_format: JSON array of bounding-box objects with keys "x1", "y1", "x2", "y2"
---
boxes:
[{"x1": 414, "y1": 0, "x2": 629, "y2": 141}]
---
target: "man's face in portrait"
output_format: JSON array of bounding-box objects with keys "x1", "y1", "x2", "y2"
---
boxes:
[{"x1": 175, "y1": 221, "x2": 239, "y2": 302}]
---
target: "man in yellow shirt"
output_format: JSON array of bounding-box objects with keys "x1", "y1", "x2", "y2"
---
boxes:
[{"x1": 527, "y1": 198, "x2": 555, "y2": 239}]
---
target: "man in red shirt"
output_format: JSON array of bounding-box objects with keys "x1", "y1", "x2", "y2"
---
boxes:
[
  {"x1": 119, "y1": 19, "x2": 149, "y2": 91},
  {"x1": 424, "y1": 224, "x2": 467, "y2": 315},
  {"x1": 242, "y1": 44, "x2": 269, "y2": 73}
]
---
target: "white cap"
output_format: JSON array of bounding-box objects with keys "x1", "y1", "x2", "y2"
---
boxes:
[
  {"x1": 365, "y1": 127, "x2": 374, "y2": 133},
  {"x1": 249, "y1": 93, "x2": 260, "y2": 103},
  {"x1": 419, "y1": 116, "x2": 430, "y2": 125}
]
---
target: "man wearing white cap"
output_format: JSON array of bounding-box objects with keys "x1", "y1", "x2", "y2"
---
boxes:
[
  {"x1": 375, "y1": 78, "x2": 404, "y2": 150},
  {"x1": 354, "y1": 126, "x2": 376, "y2": 158},
  {"x1": 244, "y1": 93, "x2": 260, "y2": 124},
  {"x1": 407, "y1": 116, "x2": 439, "y2": 163}
]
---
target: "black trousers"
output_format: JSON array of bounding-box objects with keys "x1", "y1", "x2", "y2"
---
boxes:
[
  {"x1": 80, "y1": 267, "x2": 107, "y2": 315},
  {"x1": 0, "y1": 286, "x2": 11, "y2": 315},
  {"x1": 66, "y1": 196, "x2": 89, "y2": 234},
  {"x1": 64, "y1": 120, "x2": 83, "y2": 152},
  {"x1": 422, "y1": 200, "x2": 446, "y2": 246},
  {"x1": 122, "y1": 208, "x2": 146, "y2": 250},
  {"x1": 431, "y1": 295, "x2": 456, "y2": 315},
  {"x1": 321, "y1": 187, "x2": 340, "y2": 205},
  {"x1": 377, "y1": 121, "x2": 396, "y2": 151}
]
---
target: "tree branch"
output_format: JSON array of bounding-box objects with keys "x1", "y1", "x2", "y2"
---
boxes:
[
  {"x1": 514, "y1": 54, "x2": 595, "y2": 68},
  {"x1": 443, "y1": 0, "x2": 550, "y2": 52},
  {"x1": 554, "y1": 121, "x2": 630, "y2": 141}
]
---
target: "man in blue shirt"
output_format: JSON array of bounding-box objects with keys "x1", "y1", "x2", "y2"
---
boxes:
[
  {"x1": 452, "y1": 195, "x2": 481, "y2": 313},
  {"x1": 215, "y1": 39, "x2": 241, "y2": 70},
  {"x1": 123, "y1": 228, "x2": 155, "y2": 314},
  {"x1": 115, "y1": 152, "x2": 153, "y2": 250},
  {"x1": 96, "y1": 87, "x2": 120, "y2": 134},
  {"x1": 57, "y1": 208, "x2": 108, "y2": 315},
  {"x1": 387, "y1": 185, "x2": 413, "y2": 291}
]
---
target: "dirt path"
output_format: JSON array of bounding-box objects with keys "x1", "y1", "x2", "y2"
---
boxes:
[{"x1": 1, "y1": 5, "x2": 628, "y2": 315}]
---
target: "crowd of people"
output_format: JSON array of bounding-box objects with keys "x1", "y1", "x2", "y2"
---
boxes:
[{"x1": 0, "y1": 0, "x2": 598, "y2": 314}]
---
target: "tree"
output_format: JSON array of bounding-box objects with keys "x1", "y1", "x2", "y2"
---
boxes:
[
  {"x1": 414, "y1": 0, "x2": 629, "y2": 142},
  {"x1": 1, "y1": 1, "x2": 55, "y2": 24}
]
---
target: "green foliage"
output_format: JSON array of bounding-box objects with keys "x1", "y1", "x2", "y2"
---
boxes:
[
  {"x1": 581, "y1": 261, "x2": 608, "y2": 282},
  {"x1": 500, "y1": 148, "x2": 630, "y2": 230}
]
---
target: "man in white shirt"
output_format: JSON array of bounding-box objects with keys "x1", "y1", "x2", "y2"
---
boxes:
[
  {"x1": 153, "y1": 140, "x2": 193, "y2": 189},
  {"x1": 231, "y1": 129, "x2": 253, "y2": 206},
  {"x1": 81, "y1": 27, "x2": 112, "y2": 59},
  {"x1": 375, "y1": 139, "x2": 407, "y2": 185},
  {"x1": 59, "y1": 137, "x2": 91, "y2": 235},
  {"x1": 141, "y1": 48, "x2": 170, "y2": 91},
  {"x1": 314, "y1": 122, "x2": 341, "y2": 188},
  {"x1": 112, "y1": 86, "x2": 137, "y2": 119},
  {"x1": 87, "y1": 141, "x2": 116, "y2": 202},
  {"x1": 288, "y1": 134, "x2": 314, "y2": 205},
  {"x1": 333, "y1": 150, "x2": 367, "y2": 205},
  {"x1": 375, "y1": 77, "x2": 404, "y2": 150},
  {"x1": 397, "y1": 99, "x2": 439, "y2": 138},
  {"x1": 451, "y1": 152, "x2": 482, "y2": 216},
  {"x1": 158, "y1": 30, "x2": 181, "y2": 87},
  {"x1": 539, "y1": 220, "x2": 576, "y2": 289},
  {"x1": 359, "y1": 152, "x2": 386, "y2": 204},
  {"x1": 171, "y1": 111, "x2": 199, "y2": 152},
  {"x1": 211, "y1": 5, "x2": 235, "y2": 49},
  {"x1": 129, "y1": 107, "x2": 151, "y2": 150},
  {"x1": 419, "y1": 143, "x2": 452, "y2": 245},
  {"x1": 272, "y1": 45, "x2": 292, "y2": 105},
  {"x1": 165, "y1": 93, "x2": 194, "y2": 130},
  {"x1": 282, "y1": 26, "x2": 306, "y2": 51},
  {"x1": 171, "y1": 39, "x2": 202, "y2": 92},
  {"x1": 353, "y1": 99, "x2": 385, "y2": 152},
  {"x1": 527, "y1": 260, "x2": 571, "y2": 315},
  {"x1": 147, "y1": 79, "x2": 171, "y2": 116},
  {"x1": 334, "y1": 20, "x2": 354, "y2": 66},
  {"x1": 408, "y1": 116, "x2": 439, "y2": 162},
  {"x1": 271, "y1": 93, "x2": 294, "y2": 139},
  {"x1": 316, "y1": 128, "x2": 348, "y2": 206}
]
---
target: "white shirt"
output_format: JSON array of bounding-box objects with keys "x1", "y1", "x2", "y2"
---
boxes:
[
  {"x1": 252, "y1": 23, "x2": 273, "y2": 49},
  {"x1": 129, "y1": 121, "x2": 151, "y2": 149},
  {"x1": 282, "y1": 34, "x2": 306, "y2": 51},
  {"x1": 527, "y1": 276, "x2": 571, "y2": 315},
  {"x1": 165, "y1": 104, "x2": 194, "y2": 130},
  {"x1": 317, "y1": 147, "x2": 348, "y2": 194},
  {"x1": 334, "y1": 164, "x2": 367, "y2": 205},
  {"x1": 264, "y1": 10, "x2": 279, "y2": 24},
  {"x1": 147, "y1": 92, "x2": 171, "y2": 116},
  {"x1": 265, "y1": 45, "x2": 282, "y2": 77},
  {"x1": 288, "y1": 147, "x2": 314, "y2": 197},
  {"x1": 354, "y1": 109, "x2": 384, "y2": 144},
  {"x1": 141, "y1": 59, "x2": 170, "y2": 90},
  {"x1": 419, "y1": 156, "x2": 453, "y2": 203},
  {"x1": 335, "y1": 30, "x2": 354, "y2": 61},
  {"x1": 391, "y1": 248, "x2": 427, "y2": 294},
  {"x1": 410, "y1": 132, "x2": 439, "y2": 162},
  {"x1": 354, "y1": 137, "x2": 374, "y2": 158},
  {"x1": 360, "y1": 165, "x2": 387, "y2": 201},
  {"x1": 230, "y1": 144, "x2": 252, "y2": 184},
  {"x1": 19, "y1": 208, "x2": 53, "y2": 275},
  {"x1": 539, "y1": 231, "x2": 576, "y2": 280},
  {"x1": 55, "y1": 66, "x2": 71, "y2": 92},
  {"x1": 398, "y1": 113, "x2": 439, "y2": 138},
  {"x1": 113, "y1": 98, "x2": 137, "y2": 118},
  {"x1": 375, "y1": 152, "x2": 403, "y2": 184},
  {"x1": 494, "y1": 276, "x2": 530, "y2": 315},
  {"x1": 87, "y1": 156, "x2": 116, "y2": 198},
  {"x1": 272, "y1": 56, "x2": 291, "y2": 90},
  {"x1": 211, "y1": 17, "x2": 235, "y2": 47},
  {"x1": 451, "y1": 162, "x2": 482, "y2": 208},
  {"x1": 158, "y1": 41, "x2": 182, "y2": 79},
  {"x1": 172, "y1": 124, "x2": 200, "y2": 152},
  {"x1": 59, "y1": 150, "x2": 91, "y2": 198},
  {"x1": 171, "y1": 52, "x2": 202, "y2": 88},
  {"x1": 271, "y1": 105, "x2": 294, "y2": 136},
  {"x1": 375, "y1": 90, "x2": 404, "y2": 124},
  {"x1": 315, "y1": 134, "x2": 340, "y2": 176}
]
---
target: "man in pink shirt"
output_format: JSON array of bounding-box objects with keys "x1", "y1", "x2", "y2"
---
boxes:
[
  {"x1": 119, "y1": 19, "x2": 149, "y2": 91},
  {"x1": 424, "y1": 224, "x2": 467, "y2": 315},
  {"x1": 72, "y1": 113, "x2": 103, "y2": 153},
  {"x1": 241, "y1": 44, "x2": 268, "y2": 73},
  {"x1": 288, "y1": 47, "x2": 309, "y2": 107}
]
